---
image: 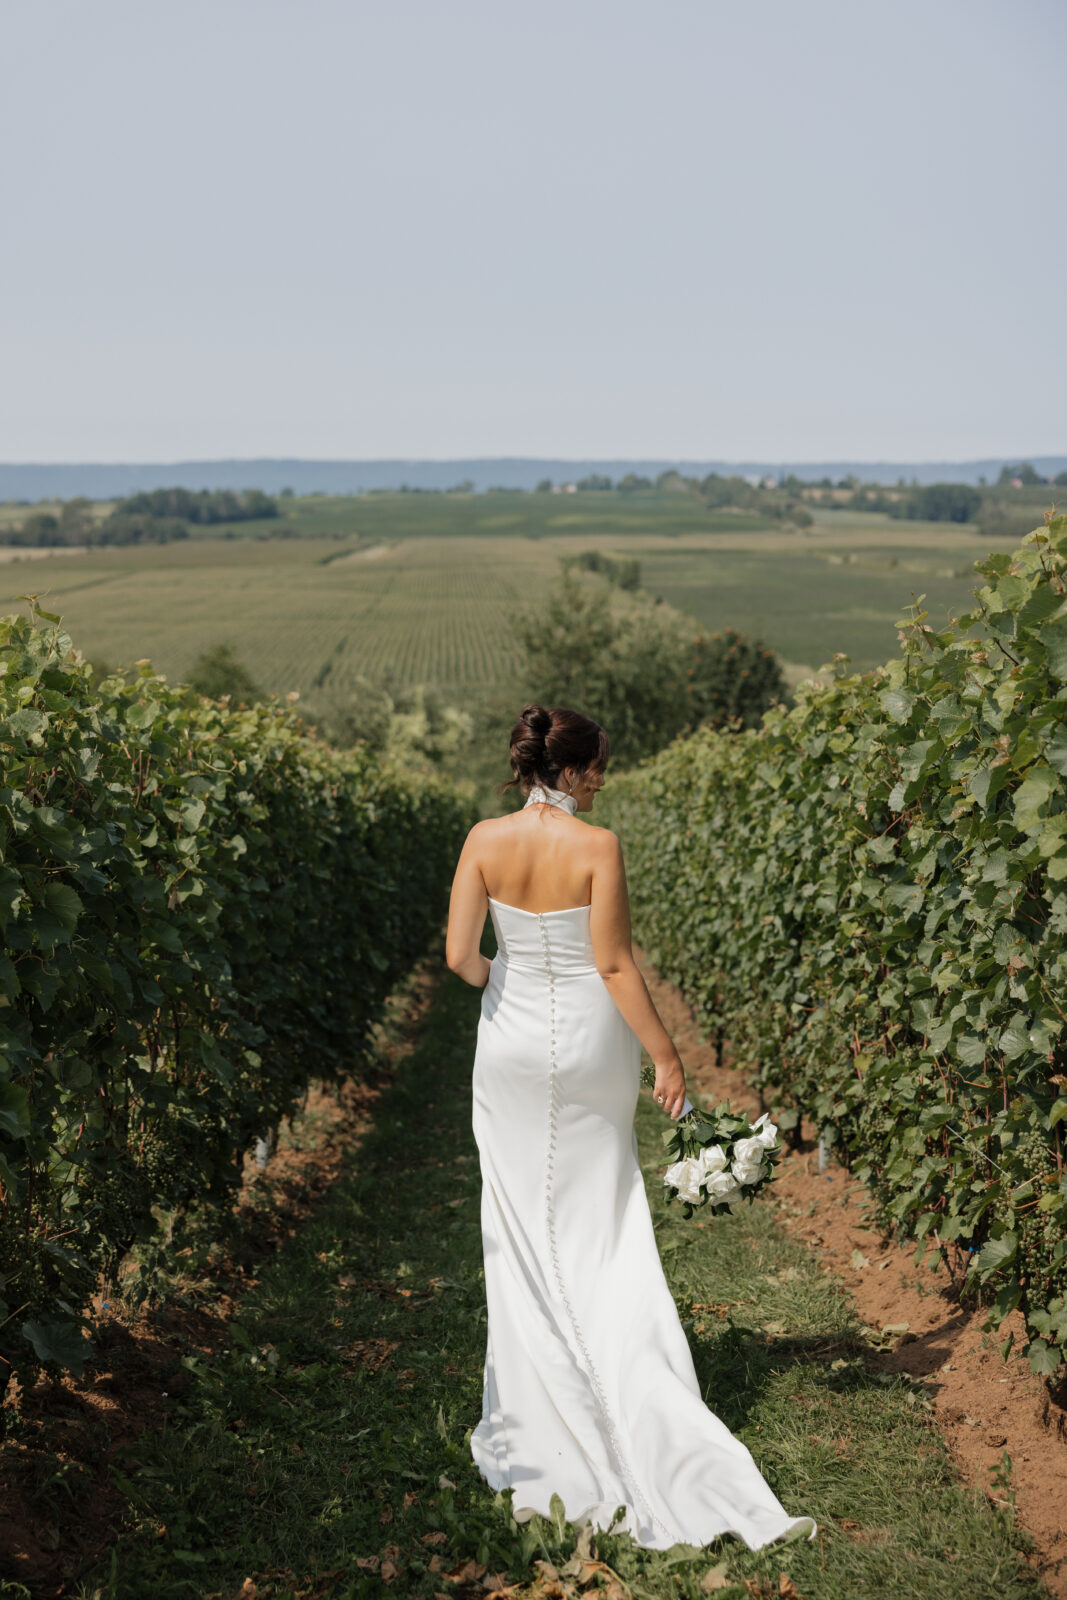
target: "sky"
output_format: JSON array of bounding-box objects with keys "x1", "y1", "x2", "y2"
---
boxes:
[{"x1": 2, "y1": 0, "x2": 1064, "y2": 463}]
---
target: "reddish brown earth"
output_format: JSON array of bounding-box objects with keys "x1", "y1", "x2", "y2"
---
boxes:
[
  {"x1": 0, "y1": 966, "x2": 437, "y2": 1600},
  {"x1": 635, "y1": 946, "x2": 1067, "y2": 1600}
]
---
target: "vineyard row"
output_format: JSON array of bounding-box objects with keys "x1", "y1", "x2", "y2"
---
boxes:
[
  {"x1": 601, "y1": 517, "x2": 1067, "y2": 1376},
  {"x1": 0, "y1": 603, "x2": 473, "y2": 1400}
]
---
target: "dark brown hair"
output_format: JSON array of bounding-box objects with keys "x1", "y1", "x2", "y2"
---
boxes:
[{"x1": 504, "y1": 703, "x2": 610, "y2": 795}]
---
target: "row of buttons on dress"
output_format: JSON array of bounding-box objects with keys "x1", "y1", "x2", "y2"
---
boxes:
[{"x1": 534, "y1": 913, "x2": 676, "y2": 1543}]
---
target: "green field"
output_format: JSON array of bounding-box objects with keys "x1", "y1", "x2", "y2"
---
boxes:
[{"x1": 0, "y1": 494, "x2": 1002, "y2": 700}]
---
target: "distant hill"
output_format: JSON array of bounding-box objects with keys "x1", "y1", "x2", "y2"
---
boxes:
[{"x1": 1, "y1": 456, "x2": 1065, "y2": 502}]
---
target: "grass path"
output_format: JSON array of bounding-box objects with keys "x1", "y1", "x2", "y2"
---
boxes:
[{"x1": 75, "y1": 960, "x2": 1047, "y2": 1600}]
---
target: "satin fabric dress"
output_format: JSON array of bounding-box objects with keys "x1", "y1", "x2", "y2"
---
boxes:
[{"x1": 469, "y1": 891, "x2": 816, "y2": 1551}]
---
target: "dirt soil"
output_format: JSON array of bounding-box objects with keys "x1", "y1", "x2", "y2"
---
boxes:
[
  {"x1": 635, "y1": 946, "x2": 1067, "y2": 1600},
  {"x1": 0, "y1": 966, "x2": 438, "y2": 1600}
]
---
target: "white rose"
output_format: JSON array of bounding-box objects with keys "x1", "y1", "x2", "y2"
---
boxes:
[
  {"x1": 664, "y1": 1157, "x2": 705, "y2": 1206},
  {"x1": 732, "y1": 1135, "x2": 766, "y2": 1168},
  {"x1": 697, "y1": 1144, "x2": 728, "y2": 1180},
  {"x1": 752, "y1": 1112, "x2": 779, "y2": 1150},
  {"x1": 704, "y1": 1168, "x2": 742, "y2": 1207},
  {"x1": 731, "y1": 1157, "x2": 766, "y2": 1188}
]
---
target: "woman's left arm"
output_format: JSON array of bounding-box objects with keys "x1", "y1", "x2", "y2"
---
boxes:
[{"x1": 445, "y1": 826, "x2": 492, "y2": 988}]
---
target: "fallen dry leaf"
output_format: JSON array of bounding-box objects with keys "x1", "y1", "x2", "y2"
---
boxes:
[
  {"x1": 422, "y1": 1530, "x2": 449, "y2": 1546},
  {"x1": 561, "y1": 1556, "x2": 614, "y2": 1586},
  {"x1": 700, "y1": 1564, "x2": 734, "y2": 1592},
  {"x1": 340, "y1": 1338, "x2": 399, "y2": 1371},
  {"x1": 443, "y1": 1559, "x2": 488, "y2": 1583},
  {"x1": 741, "y1": 1576, "x2": 803, "y2": 1600},
  {"x1": 355, "y1": 1556, "x2": 379, "y2": 1573}
]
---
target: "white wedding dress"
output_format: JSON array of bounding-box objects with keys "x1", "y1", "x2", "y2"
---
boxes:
[{"x1": 470, "y1": 785, "x2": 816, "y2": 1551}]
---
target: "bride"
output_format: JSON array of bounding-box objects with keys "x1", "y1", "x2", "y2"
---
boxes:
[{"x1": 445, "y1": 702, "x2": 815, "y2": 1552}]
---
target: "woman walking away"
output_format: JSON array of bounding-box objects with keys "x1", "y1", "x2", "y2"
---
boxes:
[{"x1": 445, "y1": 702, "x2": 815, "y2": 1552}]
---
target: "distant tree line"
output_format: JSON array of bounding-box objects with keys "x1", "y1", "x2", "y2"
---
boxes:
[
  {"x1": 791, "y1": 460, "x2": 1064, "y2": 530},
  {"x1": 0, "y1": 487, "x2": 279, "y2": 547},
  {"x1": 887, "y1": 483, "x2": 983, "y2": 524},
  {"x1": 998, "y1": 461, "x2": 1067, "y2": 487},
  {"x1": 121, "y1": 487, "x2": 278, "y2": 524},
  {"x1": 534, "y1": 469, "x2": 813, "y2": 526}
]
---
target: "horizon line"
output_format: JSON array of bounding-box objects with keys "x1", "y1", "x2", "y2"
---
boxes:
[{"x1": 2, "y1": 451, "x2": 1064, "y2": 469}]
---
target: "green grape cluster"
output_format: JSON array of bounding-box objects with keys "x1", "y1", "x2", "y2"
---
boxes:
[{"x1": 993, "y1": 1127, "x2": 1067, "y2": 1301}]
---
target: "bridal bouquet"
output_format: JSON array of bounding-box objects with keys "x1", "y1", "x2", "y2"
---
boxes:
[{"x1": 645, "y1": 1075, "x2": 780, "y2": 1217}]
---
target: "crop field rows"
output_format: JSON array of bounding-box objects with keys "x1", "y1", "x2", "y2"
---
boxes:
[
  {"x1": 0, "y1": 497, "x2": 1001, "y2": 701},
  {"x1": 0, "y1": 536, "x2": 541, "y2": 698}
]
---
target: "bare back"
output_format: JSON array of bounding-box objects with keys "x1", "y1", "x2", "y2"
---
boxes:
[
  {"x1": 446, "y1": 800, "x2": 630, "y2": 985},
  {"x1": 445, "y1": 796, "x2": 686, "y2": 1118},
  {"x1": 476, "y1": 806, "x2": 597, "y2": 912}
]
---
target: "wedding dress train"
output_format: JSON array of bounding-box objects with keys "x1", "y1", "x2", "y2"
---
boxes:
[{"x1": 469, "y1": 793, "x2": 815, "y2": 1552}]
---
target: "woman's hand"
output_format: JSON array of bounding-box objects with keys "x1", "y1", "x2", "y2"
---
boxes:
[{"x1": 652, "y1": 1053, "x2": 688, "y2": 1119}]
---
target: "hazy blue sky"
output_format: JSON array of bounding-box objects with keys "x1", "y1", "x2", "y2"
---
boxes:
[{"x1": 3, "y1": 1, "x2": 1064, "y2": 462}]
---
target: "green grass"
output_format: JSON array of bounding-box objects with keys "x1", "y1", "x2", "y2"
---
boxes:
[
  {"x1": 72, "y1": 951, "x2": 1046, "y2": 1600},
  {"x1": 0, "y1": 495, "x2": 1001, "y2": 701}
]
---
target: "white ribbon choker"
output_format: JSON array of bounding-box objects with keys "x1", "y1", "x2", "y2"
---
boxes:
[{"x1": 525, "y1": 782, "x2": 578, "y2": 815}]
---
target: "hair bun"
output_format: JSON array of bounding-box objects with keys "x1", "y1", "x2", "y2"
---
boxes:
[
  {"x1": 519, "y1": 703, "x2": 551, "y2": 741},
  {"x1": 505, "y1": 702, "x2": 609, "y2": 798}
]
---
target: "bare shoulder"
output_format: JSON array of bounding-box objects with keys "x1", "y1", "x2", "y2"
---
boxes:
[
  {"x1": 462, "y1": 813, "x2": 517, "y2": 856},
  {"x1": 462, "y1": 815, "x2": 501, "y2": 850},
  {"x1": 589, "y1": 825, "x2": 624, "y2": 867}
]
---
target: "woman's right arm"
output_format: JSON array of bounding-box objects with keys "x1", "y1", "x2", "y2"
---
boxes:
[{"x1": 588, "y1": 830, "x2": 688, "y2": 1118}]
